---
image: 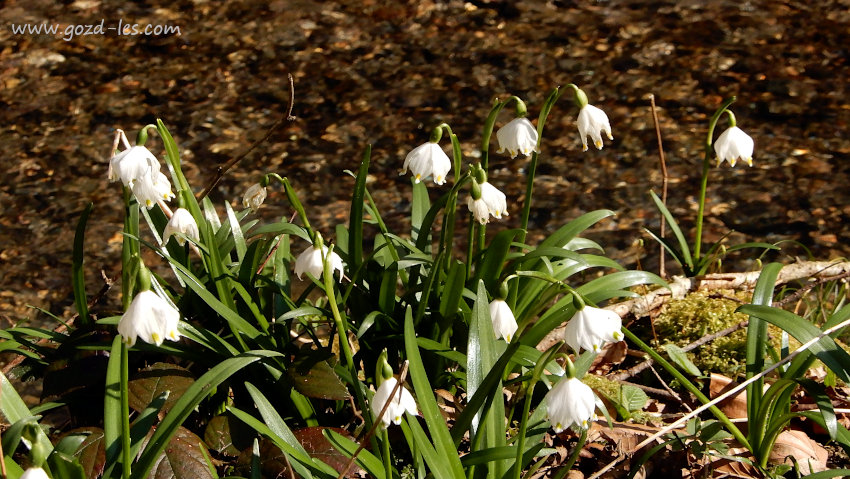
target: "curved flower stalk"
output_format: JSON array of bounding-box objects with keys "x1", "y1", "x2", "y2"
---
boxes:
[
  {"x1": 546, "y1": 376, "x2": 597, "y2": 433},
  {"x1": 563, "y1": 305, "x2": 623, "y2": 354}
]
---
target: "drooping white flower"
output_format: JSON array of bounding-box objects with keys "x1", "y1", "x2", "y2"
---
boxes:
[
  {"x1": 117, "y1": 290, "x2": 181, "y2": 347},
  {"x1": 20, "y1": 467, "x2": 50, "y2": 479},
  {"x1": 563, "y1": 305, "x2": 623, "y2": 354},
  {"x1": 243, "y1": 183, "x2": 267, "y2": 211},
  {"x1": 162, "y1": 208, "x2": 200, "y2": 246},
  {"x1": 131, "y1": 170, "x2": 175, "y2": 209},
  {"x1": 489, "y1": 299, "x2": 518, "y2": 342},
  {"x1": 496, "y1": 117, "x2": 539, "y2": 158},
  {"x1": 576, "y1": 104, "x2": 613, "y2": 151},
  {"x1": 467, "y1": 181, "x2": 508, "y2": 225},
  {"x1": 108, "y1": 145, "x2": 160, "y2": 187},
  {"x1": 714, "y1": 126, "x2": 754, "y2": 167},
  {"x1": 479, "y1": 182, "x2": 508, "y2": 219},
  {"x1": 546, "y1": 377, "x2": 596, "y2": 433},
  {"x1": 401, "y1": 142, "x2": 452, "y2": 185},
  {"x1": 294, "y1": 244, "x2": 344, "y2": 281},
  {"x1": 371, "y1": 376, "x2": 417, "y2": 427}
]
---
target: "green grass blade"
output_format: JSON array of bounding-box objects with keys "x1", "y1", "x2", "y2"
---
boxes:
[
  {"x1": 243, "y1": 382, "x2": 310, "y2": 457},
  {"x1": 72, "y1": 203, "x2": 93, "y2": 326},
  {"x1": 348, "y1": 145, "x2": 370, "y2": 275},
  {"x1": 746, "y1": 262, "x2": 782, "y2": 429},
  {"x1": 102, "y1": 336, "x2": 123, "y2": 468},
  {"x1": 404, "y1": 308, "x2": 465, "y2": 479},
  {"x1": 648, "y1": 190, "x2": 693, "y2": 271}
]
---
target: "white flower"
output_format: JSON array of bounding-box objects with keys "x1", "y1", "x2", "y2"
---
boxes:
[
  {"x1": 294, "y1": 244, "x2": 344, "y2": 281},
  {"x1": 243, "y1": 183, "x2": 267, "y2": 210},
  {"x1": 20, "y1": 468, "x2": 50, "y2": 479},
  {"x1": 546, "y1": 377, "x2": 596, "y2": 433},
  {"x1": 467, "y1": 197, "x2": 491, "y2": 224},
  {"x1": 131, "y1": 170, "x2": 174, "y2": 209},
  {"x1": 489, "y1": 299, "x2": 518, "y2": 342},
  {"x1": 480, "y1": 182, "x2": 508, "y2": 218},
  {"x1": 563, "y1": 305, "x2": 623, "y2": 354},
  {"x1": 467, "y1": 182, "x2": 508, "y2": 225},
  {"x1": 714, "y1": 126, "x2": 754, "y2": 167},
  {"x1": 371, "y1": 377, "x2": 417, "y2": 427},
  {"x1": 117, "y1": 290, "x2": 181, "y2": 347},
  {"x1": 576, "y1": 104, "x2": 613, "y2": 151},
  {"x1": 401, "y1": 142, "x2": 452, "y2": 185},
  {"x1": 163, "y1": 208, "x2": 200, "y2": 246},
  {"x1": 108, "y1": 145, "x2": 160, "y2": 187},
  {"x1": 496, "y1": 117, "x2": 539, "y2": 158}
]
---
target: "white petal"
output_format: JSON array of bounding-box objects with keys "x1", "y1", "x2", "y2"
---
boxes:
[
  {"x1": 563, "y1": 306, "x2": 622, "y2": 353},
  {"x1": 489, "y1": 299, "x2": 518, "y2": 342},
  {"x1": 496, "y1": 118, "x2": 539, "y2": 158},
  {"x1": 547, "y1": 377, "x2": 596, "y2": 432},
  {"x1": 576, "y1": 105, "x2": 612, "y2": 151},
  {"x1": 402, "y1": 142, "x2": 451, "y2": 185}
]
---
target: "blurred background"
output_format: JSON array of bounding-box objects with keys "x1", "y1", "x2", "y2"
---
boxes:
[{"x1": 2, "y1": 0, "x2": 849, "y2": 324}]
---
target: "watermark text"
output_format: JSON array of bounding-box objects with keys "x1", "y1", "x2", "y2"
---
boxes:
[{"x1": 10, "y1": 19, "x2": 181, "y2": 41}]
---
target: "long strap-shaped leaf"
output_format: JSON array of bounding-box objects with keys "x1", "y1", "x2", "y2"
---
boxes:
[
  {"x1": 131, "y1": 351, "x2": 282, "y2": 479},
  {"x1": 745, "y1": 262, "x2": 781, "y2": 438},
  {"x1": 404, "y1": 308, "x2": 465, "y2": 479}
]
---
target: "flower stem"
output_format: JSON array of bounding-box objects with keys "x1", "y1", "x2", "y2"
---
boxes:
[
  {"x1": 693, "y1": 96, "x2": 736, "y2": 262},
  {"x1": 120, "y1": 342, "x2": 132, "y2": 479}
]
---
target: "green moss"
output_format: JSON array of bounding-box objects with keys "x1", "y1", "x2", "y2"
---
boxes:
[{"x1": 653, "y1": 290, "x2": 753, "y2": 377}]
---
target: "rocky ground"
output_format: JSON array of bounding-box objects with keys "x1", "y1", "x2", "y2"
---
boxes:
[{"x1": 2, "y1": 0, "x2": 850, "y2": 326}]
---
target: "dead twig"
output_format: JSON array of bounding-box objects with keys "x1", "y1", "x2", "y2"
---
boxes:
[
  {"x1": 649, "y1": 94, "x2": 669, "y2": 280},
  {"x1": 197, "y1": 73, "x2": 297, "y2": 201}
]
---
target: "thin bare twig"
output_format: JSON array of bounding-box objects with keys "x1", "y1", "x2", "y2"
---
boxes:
[
  {"x1": 609, "y1": 319, "x2": 748, "y2": 382},
  {"x1": 197, "y1": 73, "x2": 297, "y2": 201},
  {"x1": 649, "y1": 94, "x2": 669, "y2": 280},
  {"x1": 337, "y1": 361, "x2": 410, "y2": 479},
  {"x1": 649, "y1": 364, "x2": 691, "y2": 411}
]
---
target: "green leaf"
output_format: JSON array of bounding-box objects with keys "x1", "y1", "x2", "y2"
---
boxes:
[
  {"x1": 294, "y1": 427, "x2": 363, "y2": 477},
  {"x1": 798, "y1": 378, "x2": 837, "y2": 440},
  {"x1": 411, "y1": 180, "x2": 430, "y2": 243},
  {"x1": 648, "y1": 190, "x2": 693, "y2": 271},
  {"x1": 324, "y1": 428, "x2": 385, "y2": 479},
  {"x1": 243, "y1": 383, "x2": 312, "y2": 459},
  {"x1": 404, "y1": 308, "x2": 465, "y2": 479},
  {"x1": 131, "y1": 351, "x2": 283, "y2": 479},
  {"x1": 537, "y1": 210, "x2": 615, "y2": 250},
  {"x1": 663, "y1": 344, "x2": 702, "y2": 376},
  {"x1": 620, "y1": 385, "x2": 648, "y2": 413},
  {"x1": 477, "y1": 228, "x2": 522, "y2": 291},
  {"x1": 72, "y1": 203, "x2": 93, "y2": 325},
  {"x1": 348, "y1": 145, "x2": 370, "y2": 275},
  {"x1": 102, "y1": 337, "x2": 122, "y2": 469},
  {"x1": 225, "y1": 201, "x2": 248, "y2": 264},
  {"x1": 738, "y1": 305, "x2": 850, "y2": 383},
  {"x1": 47, "y1": 450, "x2": 87, "y2": 479}
]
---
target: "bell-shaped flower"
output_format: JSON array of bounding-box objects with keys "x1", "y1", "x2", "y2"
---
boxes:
[
  {"x1": 563, "y1": 305, "x2": 623, "y2": 354},
  {"x1": 546, "y1": 376, "x2": 596, "y2": 433},
  {"x1": 294, "y1": 244, "x2": 344, "y2": 281},
  {"x1": 108, "y1": 145, "x2": 160, "y2": 188},
  {"x1": 371, "y1": 376, "x2": 417, "y2": 427},
  {"x1": 714, "y1": 126, "x2": 754, "y2": 167},
  {"x1": 401, "y1": 142, "x2": 452, "y2": 185},
  {"x1": 163, "y1": 208, "x2": 200, "y2": 246},
  {"x1": 131, "y1": 170, "x2": 175, "y2": 209},
  {"x1": 489, "y1": 299, "x2": 518, "y2": 342},
  {"x1": 243, "y1": 183, "x2": 267, "y2": 211},
  {"x1": 496, "y1": 117, "x2": 539, "y2": 158},
  {"x1": 117, "y1": 290, "x2": 181, "y2": 347},
  {"x1": 20, "y1": 468, "x2": 50, "y2": 479},
  {"x1": 576, "y1": 104, "x2": 613, "y2": 151},
  {"x1": 467, "y1": 181, "x2": 508, "y2": 225}
]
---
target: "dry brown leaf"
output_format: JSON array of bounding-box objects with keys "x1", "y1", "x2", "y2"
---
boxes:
[
  {"x1": 768, "y1": 429, "x2": 828, "y2": 474},
  {"x1": 590, "y1": 341, "x2": 628, "y2": 374},
  {"x1": 709, "y1": 373, "x2": 748, "y2": 419}
]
